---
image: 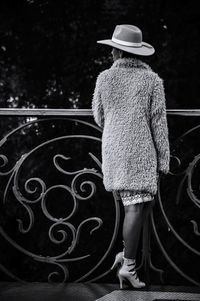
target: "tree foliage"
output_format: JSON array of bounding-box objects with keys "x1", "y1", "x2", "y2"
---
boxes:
[{"x1": 0, "y1": 0, "x2": 199, "y2": 108}]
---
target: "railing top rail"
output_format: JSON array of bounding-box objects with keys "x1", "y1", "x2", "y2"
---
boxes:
[
  {"x1": 0, "y1": 108, "x2": 92, "y2": 116},
  {"x1": 0, "y1": 108, "x2": 200, "y2": 116}
]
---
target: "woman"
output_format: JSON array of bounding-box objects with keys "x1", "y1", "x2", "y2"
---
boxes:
[{"x1": 91, "y1": 24, "x2": 170, "y2": 289}]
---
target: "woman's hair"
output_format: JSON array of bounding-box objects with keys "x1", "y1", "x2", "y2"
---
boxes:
[
  {"x1": 121, "y1": 51, "x2": 140, "y2": 59},
  {"x1": 121, "y1": 50, "x2": 149, "y2": 64}
]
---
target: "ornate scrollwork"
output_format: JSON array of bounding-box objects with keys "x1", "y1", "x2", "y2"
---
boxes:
[
  {"x1": 0, "y1": 117, "x2": 120, "y2": 282},
  {"x1": 151, "y1": 123, "x2": 200, "y2": 287}
]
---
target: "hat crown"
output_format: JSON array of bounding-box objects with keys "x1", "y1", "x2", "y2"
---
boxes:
[
  {"x1": 97, "y1": 24, "x2": 155, "y2": 56},
  {"x1": 112, "y1": 24, "x2": 143, "y2": 45}
]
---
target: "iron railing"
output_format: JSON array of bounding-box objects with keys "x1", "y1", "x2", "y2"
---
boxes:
[{"x1": 0, "y1": 109, "x2": 200, "y2": 286}]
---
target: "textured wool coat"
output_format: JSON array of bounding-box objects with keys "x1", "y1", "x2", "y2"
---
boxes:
[{"x1": 91, "y1": 57, "x2": 170, "y2": 195}]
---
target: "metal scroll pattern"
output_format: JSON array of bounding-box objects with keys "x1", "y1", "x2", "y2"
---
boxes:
[
  {"x1": 0, "y1": 118, "x2": 120, "y2": 283},
  {"x1": 151, "y1": 124, "x2": 200, "y2": 286}
]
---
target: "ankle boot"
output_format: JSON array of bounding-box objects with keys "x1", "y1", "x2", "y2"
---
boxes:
[{"x1": 118, "y1": 258, "x2": 146, "y2": 289}]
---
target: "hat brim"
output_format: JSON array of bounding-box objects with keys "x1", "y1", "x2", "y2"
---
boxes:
[{"x1": 97, "y1": 39, "x2": 155, "y2": 56}]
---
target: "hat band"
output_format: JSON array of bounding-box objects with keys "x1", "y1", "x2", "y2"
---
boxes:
[{"x1": 112, "y1": 36, "x2": 142, "y2": 47}]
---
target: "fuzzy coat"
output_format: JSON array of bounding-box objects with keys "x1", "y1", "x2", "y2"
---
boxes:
[{"x1": 91, "y1": 57, "x2": 170, "y2": 195}]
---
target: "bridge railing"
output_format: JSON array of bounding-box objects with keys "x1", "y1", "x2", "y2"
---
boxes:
[{"x1": 0, "y1": 108, "x2": 200, "y2": 286}]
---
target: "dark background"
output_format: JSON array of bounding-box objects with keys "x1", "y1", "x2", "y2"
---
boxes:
[
  {"x1": 0, "y1": 0, "x2": 200, "y2": 109},
  {"x1": 0, "y1": 0, "x2": 200, "y2": 286}
]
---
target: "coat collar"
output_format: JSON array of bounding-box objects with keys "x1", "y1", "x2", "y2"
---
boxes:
[{"x1": 111, "y1": 57, "x2": 152, "y2": 71}]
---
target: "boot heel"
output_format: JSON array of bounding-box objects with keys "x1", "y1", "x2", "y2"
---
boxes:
[
  {"x1": 110, "y1": 252, "x2": 124, "y2": 270},
  {"x1": 118, "y1": 274, "x2": 125, "y2": 289},
  {"x1": 110, "y1": 259, "x2": 118, "y2": 270}
]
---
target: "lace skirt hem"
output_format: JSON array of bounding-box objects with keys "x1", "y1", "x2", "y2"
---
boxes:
[{"x1": 118, "y1": 190, "x2": 154, "y2": 206}]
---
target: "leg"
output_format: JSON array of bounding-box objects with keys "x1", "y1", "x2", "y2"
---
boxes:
[
  {"x1": 119, "y1": 202, "x2": 146, "y2": 289},
  {"x1": 123, "y1": 203, "x2": 144, "y2": 259},
  {"x1": 142, "y1": 198, "x2": 155, "y2": 222}
]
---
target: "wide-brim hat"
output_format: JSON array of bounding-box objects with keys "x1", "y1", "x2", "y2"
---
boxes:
[{"x1": 97, "y1": 24, "x2": 155, "y2": 56}]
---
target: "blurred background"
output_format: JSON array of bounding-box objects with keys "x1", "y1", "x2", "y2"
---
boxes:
[{"x1": 0, "y1": 0, "x2": 200, "y2": 109}]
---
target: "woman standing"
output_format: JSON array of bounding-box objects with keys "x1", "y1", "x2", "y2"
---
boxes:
[{"x1": 92, "y1": 24, "x2": 170, "y2": 289}]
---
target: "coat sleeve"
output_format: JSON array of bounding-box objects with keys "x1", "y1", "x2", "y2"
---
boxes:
[
  {"x1": 150, "y1": 76, "x2": 170, "y2": 174},
  {"x1": 91, "y1": 73, "x2": 104, "y2": 128}
]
